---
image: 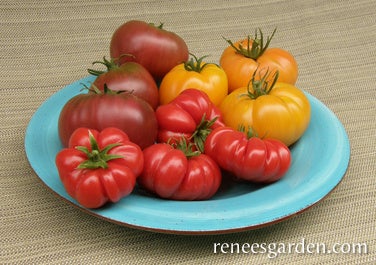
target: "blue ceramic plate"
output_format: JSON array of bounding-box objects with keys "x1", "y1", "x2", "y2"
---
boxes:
[{"x1": 25, "y1": 76, "x2": 350, "y2": 234}]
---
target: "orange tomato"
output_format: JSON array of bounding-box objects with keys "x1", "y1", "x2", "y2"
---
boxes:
[
  {"x1": 220, "y1": 28, "x2": 298, "y2": 92},
  {"x1": 159, "y1": 54, "x2": 228, "y2": 106},
  {"x1": 219, "y1": 70, "x2": 310, "y2": 147}
]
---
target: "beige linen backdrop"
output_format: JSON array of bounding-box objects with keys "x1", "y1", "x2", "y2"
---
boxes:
[{"x1": 1, "y1": 0, "x2": 375, "y2": 264}]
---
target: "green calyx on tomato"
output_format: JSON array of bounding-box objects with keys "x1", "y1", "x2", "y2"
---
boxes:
[
  {"x1": 242, "y1": 68, "x2": 279, "y2": 99},
  {"x1": 75, "y1": 131, "x2": 123, "y2": 169},
  {"x1": 87, "y1": 55, "x2": 135, "y2": 76},
  {"x1": 190, "y1": 115, "x2": 218, "y2": 153},
  {"x1": 183, "y1": 53, "x2": 210, "y2": 73},
  {"x1": 172, "y1": 138, "x2": 201, "y2": 158},
  {"x1": 224, "y1": 28, "x2": 276, "y2": 60},
  {"x1": 238, "y1": 125, "x2": 261, "y2": 139}
]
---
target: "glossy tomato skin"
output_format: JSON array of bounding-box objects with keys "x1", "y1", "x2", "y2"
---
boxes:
[
  {"x1": 220, "y1": 39, "x2": 298, "y2": 92},
  {"x1": 138, "y1": 143, "x2": 222, "y2": 200},
  {"x1": 158, "y1": 61, "x2": 228, "y2": 106},
  {"x1": 58, "y1": 91, "x2": 158, "y2": 149},
  {"x1": 92, "y1": 62, "x2": 159, "y2": 109},
  {"x1": 110, "y1": 20, "x2": 189, "y2": 81},
  {"x1": 156, "y1": 103, "x2": 196, "y2": 143},
  {"x1": 219, "y1": 82, "x2": 310, "y2": 147},
  {"x1": 55, "y1": 127, "x2": 144, "y2": 208},
  {"x1": 155, "y1": 89, "x2": 225, "y2": 149},
  {"x1": 204, "y1": 127, "x2": 291, "y2": 183}
]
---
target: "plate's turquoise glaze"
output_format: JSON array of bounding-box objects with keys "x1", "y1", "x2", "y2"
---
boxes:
[{"x1": 25, "y1": 76, "x2": 350, "y2": 234}]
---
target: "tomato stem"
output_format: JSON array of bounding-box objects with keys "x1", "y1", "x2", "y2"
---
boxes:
[
  {"x1": 238, "y1": 125, "x2": 260, "y2": 139},
  {"x1": 173, "y1": 138, "x2": 201, "y2": 158},
  {"x1": 224, "y1": 28, "x2": 276, "y2": 60},
  {"x1": 190, "y1": 114, "x2": 218, "y2": 153},
  {"x1": 76, "y1": 131, "x2": 123, "y2": 169},
  {"x1": 243, "y1": 68, "x2": 279, "y2": 99},
  {"x1": 183, "y1": 53, "x2": 210, "y2": 73},
  {"x1": 87, "y1": 56, "x2": 117, "y2": 76},
  {"x1": 82, "y1": 83, "x2": 131, "y2": 96},
  {"x1": 149, "y1": 22, "x2": 164, "y2": 29},
  {"x1": 87, "y1": 55, "x2": 134, "y2": 76}
]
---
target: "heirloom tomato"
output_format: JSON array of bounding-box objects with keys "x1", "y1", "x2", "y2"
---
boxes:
[
  {"x1": 88, "y1": 56, "x2": 159, "y2": 109},
  {"x1": 220, "y1": 28, "x2": 298, "y2": 92},
  {"x1": 156, "y1": 89, "x2": 224, "y2": 152},
  {"x1": 219, "y1": 70, "x2": 310, "y2": 147},
  {"x1": 110, "y1": 20, "x2": 189, "y2": 81},
  {"x1": 138, "y1": 141, "x2": 222, "y2": 200},
  {"x1": 58, "y1": 86, "x2": 157, "y2": 149},
  {"x1": 204, "y1": 126, "x2": 291, "y2": 183},
  {"x1": 159, "y1": 54, "x2": 228, "y2": 106},
  {"x1": 55, "y1": 127, "x2": 144, "y2": 208}
]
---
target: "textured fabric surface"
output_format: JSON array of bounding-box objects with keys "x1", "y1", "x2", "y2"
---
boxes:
[{"x1": 1, "y1": 0, "x2": 375, "y2": 264}]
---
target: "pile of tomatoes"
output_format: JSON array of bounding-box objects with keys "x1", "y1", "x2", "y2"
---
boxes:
[{"x1": 55, "y1": 20, "x2": 311, "y2": 208}]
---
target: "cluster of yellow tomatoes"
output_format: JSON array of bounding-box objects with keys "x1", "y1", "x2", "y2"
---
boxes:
[{"x1": 159, "y1": 28, "x2": 311, "y2": 147}]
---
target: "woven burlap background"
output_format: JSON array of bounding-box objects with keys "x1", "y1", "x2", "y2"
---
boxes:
[{"x1": 1, "y1": 0, "x2": 375, "y2": 264}]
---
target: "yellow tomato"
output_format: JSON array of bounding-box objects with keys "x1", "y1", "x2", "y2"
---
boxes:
[
  {"x1": 159, "y1": 55, "x2": 228, "y2": 106},
  {"x1": 219, "y1": 71, "x2": 310, "y2": 146}
]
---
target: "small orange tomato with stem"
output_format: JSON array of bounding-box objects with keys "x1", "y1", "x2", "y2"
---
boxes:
[{"x1": 220, "y1": 28, "x2": 298, "y2": 92}]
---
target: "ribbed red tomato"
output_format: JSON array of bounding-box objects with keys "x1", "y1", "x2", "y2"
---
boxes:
[
  {"x1": 55, "y1": 127, "x2": 144, "y2": 208},
  {"x1": 138, "y1": 142, "x2": 222, "y2": 200},
  {"x1": 204, "y1": 126, "x2": 291, "y2": 183},
  {"x1": 155, "y1": 89, "x2": 224, "y2": 152}
]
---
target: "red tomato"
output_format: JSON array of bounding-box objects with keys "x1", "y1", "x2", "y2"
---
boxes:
[
  {"x1": 58, "y1": 87, "x2": 158, "y2": 149},
  {"x1": 88, "y1": 57, "x2": 159, "y2": 109},
  {"x1": 138, "y1": 143, "x2": 222, "y2": 200},
  {"x1": 55, "y1": 127, "x2": 144, "y2": 208},
  {"x1": 110, "y1": 20, "x2": 189, "y2": 81},
  {"x1": 204, "y1": 127, "x2": 291, "y2": 183},
  {"x1": 155, "y1": 89, "x2": 224, "y2": 152}
]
